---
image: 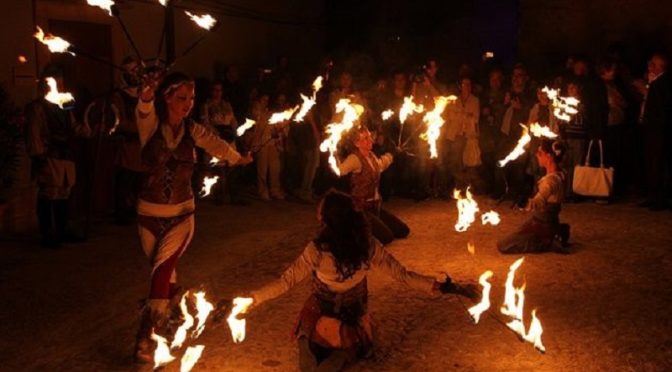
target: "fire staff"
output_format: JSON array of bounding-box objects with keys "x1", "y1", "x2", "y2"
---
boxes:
[{"x1": 132, "y1": 72, "x2": 252, "y2": 363}]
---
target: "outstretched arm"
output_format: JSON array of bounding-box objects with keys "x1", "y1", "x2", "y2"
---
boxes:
[
  {"x1": 370, "y1": 242, "x2": 436, "y2": 294},
  {"x1": 251, "y1": 242, "x2": 319, "y2": 306},
  {"x1": 190, "y1": 122, "x2": 246, "y2": 165}
]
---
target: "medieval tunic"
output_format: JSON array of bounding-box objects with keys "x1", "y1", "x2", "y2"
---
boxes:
[
  {"x1": 252, "y1": 239, "x2": 435, "y2": 356},
  {"x1": 135, "y1": 99, "x2": 241, "y2": 298},
  {"x1": 498, "y1": 171, "x2": 565, "y2": 254}
]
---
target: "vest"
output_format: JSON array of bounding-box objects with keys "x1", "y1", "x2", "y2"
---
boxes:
[
  {"x1": 350, "y1": 152, "x2": 380, "y2": 210},
  {"x1": 139, "y1": 121, "x2": 196, "y2": 204}
]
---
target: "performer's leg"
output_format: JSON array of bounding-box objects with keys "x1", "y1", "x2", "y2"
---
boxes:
[
  {"x1": 367, "y1": 211, "x2": 395, "y2": 245},
  {"x1": 378, "y1": 208, "x2": 410, "y2": 239}
]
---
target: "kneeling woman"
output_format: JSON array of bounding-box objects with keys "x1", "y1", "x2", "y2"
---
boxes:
[
  {"x1": 247, "y1": 191, "x2": 475, "y2": 371},
  {"x1": 133, "y1": 72, "x2": 252, "y2": 362},
  {"x1": 498, "y1": 139, "x2": 570, "y2": 254}
]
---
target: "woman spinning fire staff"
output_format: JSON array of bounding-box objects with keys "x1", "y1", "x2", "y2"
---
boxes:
[
  {"x1": 497, "y1": 139, "x2": 570, "y2": 254},
  {"x1": 336, "y1": 126, "x2": 409, "y2": 245},
  {"x1": 246, "y1": 191, "x2": 476, "y2": 371},
  {"x1": 133, "y1": 72, "x2": 252, "y2": 363}
]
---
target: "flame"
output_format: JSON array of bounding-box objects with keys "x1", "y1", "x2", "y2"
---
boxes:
[
  {"x1": 294, "y1": 76, "x2": 324, "y2": 122},
  {"x1": 468, "y1": 270, "x2": 493, "y2": 323},
  {"x1": 481, "y1": 211, "x2": 501, "y2": 226},
  {"x1": 152, "y1": 331, "x2": 176, "y2": 369},
  {"x1": 399, "y1": 96, "x2": 424, "y2": 123},
  {"x1": 294, "y1": 94, "x2": 317, "y2": 123},
  {"x1": 158, "y1": 0, "x2": 168, "y2": 5},
  {"x1": 236, "y1": 118, "x2": 256, "y2": 136},
  {"x1": 18, "y1": 55, "x2": 28, "y2": 64},
  {"x1": 200, "y1": 176, "x2": 219, "y2": 197},
  {"x1": 524, "y1": 309, "x2": 546, "y2": 353},
  {"x1": 542, "y1": 86, "x2": 580, "y2": 122},
  {"x1": 319, "y1": 99, "x2": 365, "y2": 175},
  {"x1": 501, "y1": 257, "x2": 525, "y2": 319},
  {"x1": 499, "y1": 257, "x2": 546, "y2": 352},
  {"x1": 420, "y1": 95, "x2": 457, "y2": 158},
  {"x1": 269, "y1": 106, "x2": 299, "y2": 124},
  {"x1": 467, "y1": 241, "x2": 476, "y2": 255},
  {"x1": 209, "y1": 157, "x2": 220, "y2": 165},
  {"x1": 381, "y1": 109, "x2": 394, "y2": 121},
  {"x1": 227, "y1": 297, "x2": 254, "y2": 343},
  {"x1": 86, "y1": 0, "x2": 114, "y2": 16},
  {"x1": 498, "y1": 125, "x2": 531, "y2": 167},
  {"x1": 529, "y1": 122, "x2": 558, "y2": 139},
  {"x1": 44, "y1": 77, "x2": 75, "y2": 109},
  {"x1": 185, "y1": 11, "x2": 217, "y2": 30},
  {"x1": 34, "y1": 26, "x2": 74, "y2": 55},
  {"x1": 180, "y1": 345, "x2": 205, "y2": 372},
  {"x1": 192, "y1": 291, "x2": 214, "y2": 339},
  {"x1": 453, "y1": 187, "x2": 479, "y2": 232},
  {"x1": 171, "y1": 292, "x2": 195, "y2": 349}
]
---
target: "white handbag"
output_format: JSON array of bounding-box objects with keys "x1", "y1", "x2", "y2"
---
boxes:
[{"x1": 572, "y1": 140, "x2": 614, "y2": 197}]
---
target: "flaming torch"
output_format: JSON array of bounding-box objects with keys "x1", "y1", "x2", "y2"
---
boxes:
[
  {"x1": 399, "y1": 96, "x2": 424, "y2": 124},
  {"x1": 34, "y1": 26, "x2": 74, "y2": 55},
  {"x1": 319, "y1": 99, "x2": 365, "y2": 175},
  {"x1": 44, "y1": 77, "x2": 75, "y2": 109},
  {"x1": 268, "y1": 106, "x2": 299, "y2": 124},
  {"x1": 498, "y1": 123, "x2": 558, "y2": 167},
  {"x1": 453, "y1": 187, "x2": 479, "y2": 232},
  {"x1": 420, "y1": 95, "x2": 457, "y2": 158},
  {"x1": 236, "y1": 118, "x2": 256, "y2": 137},
  {"x1": 227, "y1": 297, "x2": 254, "y2": 343},
  {"x1": 185, "y1": 11, "x2": 217, "y2": 30},
  {"x1": 294, "y1": 76, "x2": 324, "y2": 122},
  {"x1": 200, "y1": 176, "x2": 219, "y2": 197},
  {"x1": 542, "y1": 86, "x2": 579, "y2": 122},
  {"x1": 468, "y1": 270, "x2": 494, "y2": 324},
  {"x1": 86, "y1": 0, "x2": 115, "y2": 16}
]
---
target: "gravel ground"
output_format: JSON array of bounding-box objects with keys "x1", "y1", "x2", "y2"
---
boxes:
[{"x1": 1, "y1": 197, "x2": 671, "y2": 372}]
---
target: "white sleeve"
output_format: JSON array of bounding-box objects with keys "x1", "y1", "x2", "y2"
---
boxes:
[{"x1": 136, "y1": 99, "x2": 159, "y2": 148}]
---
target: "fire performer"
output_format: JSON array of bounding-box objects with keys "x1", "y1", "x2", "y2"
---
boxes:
[
  {"x1": 497, "y1": 139, "x2": 571, "y2": 254},
  {"x1": 338, "y1": 126, "x2": 408, "y2": 245},
  {"x1": 247, "y1": 191, "x2": 477, "y2": 371},
  {"x1": 133, "y1": 72, "x2": 252, "y2": 363}
]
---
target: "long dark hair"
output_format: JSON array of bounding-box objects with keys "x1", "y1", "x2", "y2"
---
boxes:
[
  {"x1": 156, "y1": 72, "x2": 194, "y2": 124},
  {"x1": 315, "y1": 191, "x2": 371, "y2": 280}
]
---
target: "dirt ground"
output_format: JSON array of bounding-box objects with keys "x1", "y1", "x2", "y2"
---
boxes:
[{"x1": 1, "y1": 196, "x2": 671, "y2": 372}]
